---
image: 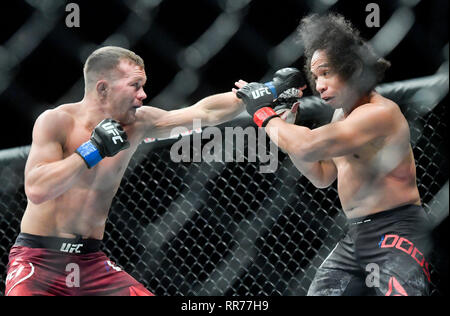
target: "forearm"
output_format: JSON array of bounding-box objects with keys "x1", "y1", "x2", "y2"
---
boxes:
[
  {"x1": 195, "y1": 92, "x2": 245, "y2": 126},
  {"x1": 265, "y1": 117, "x2": 312, "y2": 157},
  {"x1": 147, "y1": 92, "x2": 245, "y2": 139},
  {"x1": 25, "y1": 154, "x2": 87, "y2": 204},
  {"x1": 265, "y1": 117, "x2": 336, "y2": 188}
]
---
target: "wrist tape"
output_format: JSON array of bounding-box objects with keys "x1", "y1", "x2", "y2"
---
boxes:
[
  {"x1": 264, "y1": 81, "x2": 278, "y2": 99},
  {"x1": 76, "y1": 141, "x2": 103, "y2": 168},
  {"x1": 253, "y1": 107, "x2": 279, "y2": 127}
]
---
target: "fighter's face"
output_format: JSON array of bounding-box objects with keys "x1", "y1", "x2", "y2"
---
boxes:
[
  {"x1": 310, "y1": 50, "x2": 355, "y2": 109},
  {"x1": 107, "y1": 60, "x2": 147, "y2": 125}
]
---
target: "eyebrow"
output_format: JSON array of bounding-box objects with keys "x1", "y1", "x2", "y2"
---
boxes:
[
  {"x1": 317, "y1": 63, "x2": 329, "y2": 68},
  {"x1": 131, "y1": 77, "x2": 147, "y2": 84},
  {"x1": 311, "y1": 63, "x2": 330, "y2": 77}
]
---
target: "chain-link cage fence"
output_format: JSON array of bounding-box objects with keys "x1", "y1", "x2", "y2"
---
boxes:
[
  {"x1": 0, "y1": 0, "x2": 448, "y2": 296},
  {"x1": 0, "y1": 81, "x2": 448, "y2": 295}
]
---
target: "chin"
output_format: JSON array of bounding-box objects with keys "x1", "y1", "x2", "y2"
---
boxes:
[
  {"x1": 124, "y1": 114, "x2": 137, "y2": 125},
  {"x1": 331, "y1": 98, "x2": 345, "y2": 109},
  {"x1": 327, "y1": 100, "x2": 340, "y2": 109}
]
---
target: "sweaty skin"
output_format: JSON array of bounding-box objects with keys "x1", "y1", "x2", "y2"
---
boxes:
[
  {"x1": 21, "y1": 60, "x2": 244, "y2": 240},
  {"x1": 326, "y1": 94, "x2": 421, "y2": 218},
  {"x1": 236, "y1": 50, "x2": 421, "y2": 218}
]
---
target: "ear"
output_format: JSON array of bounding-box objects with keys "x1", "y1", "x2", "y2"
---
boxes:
[
  {"x1": 96, "y1": 80, "x2": 109, "y2": 99},
  {"x1": 354, "y1": 59, "x2": 364, "y2": 78}
]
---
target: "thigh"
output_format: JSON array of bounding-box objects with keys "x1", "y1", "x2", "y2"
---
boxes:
[
  {"x1": 307, "y1": 237, "x2": 362, "y2": 296},
  {"x1": 356, "y1": 207, "x2": 433, "y2": 296},
  {"x1": 307, "y1": 265, "x2": 359, "y2": 296},
  {"x1": 5, "y1": 250, "x2": 71, "y2": 296},
  {"x1": 109, "y1": 283, "x2": 155, "y2": 296},
  {"x1": 80, "y1": 254, "x2": 154, "y2": 296},
  {"x1": 6, "y1": 260, "x2": 39, "y2": 296},
  {"x1": 375, "y1": 237, "x2": 431, "y2": 296}
]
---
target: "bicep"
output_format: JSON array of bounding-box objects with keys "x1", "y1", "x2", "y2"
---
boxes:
[
  {"x1": 320, "y1": 159, "x2": 338, "y2": 186},
  {"x1": 25, "y1": 113, "x2": 66, "y2": 176},
  {"x1": 289, "y1": 150, "x2": 337, "y2": 188},
  {"x1": 305, "y1": 105, "x2": 395, "y2": 160}
]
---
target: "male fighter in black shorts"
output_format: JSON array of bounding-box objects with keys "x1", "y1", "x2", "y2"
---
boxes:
[{"x1": 234, "y1": 13, "x2": 433, "y2": 296}]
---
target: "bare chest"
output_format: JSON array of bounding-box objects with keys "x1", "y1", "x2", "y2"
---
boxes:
[
  {"x1": 330, "y1": 109, "x2": 385, "y2": 174},
  {"x1": 333, "y1": 137, "x2": 385, "y2": 177},
  {"x1": 63, "y1": 126, "x2": 137, "y2": 188}
]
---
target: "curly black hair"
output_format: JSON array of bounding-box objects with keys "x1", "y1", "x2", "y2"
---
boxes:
[{"x1": 298, "y1": 13, "x2": 391, "y2": 96}]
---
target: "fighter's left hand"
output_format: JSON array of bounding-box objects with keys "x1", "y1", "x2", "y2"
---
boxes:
[{"x1": 233, "y1": 80, "x2": 306, "y2": 124}]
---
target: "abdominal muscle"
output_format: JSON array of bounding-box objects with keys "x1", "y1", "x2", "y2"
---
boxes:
[
  {"x1": 335, "y1": 150, "x2": 421, "y2": 219},
  {"x1": 20, "y1": 184, "x2": 120, "y2": 240},
  {"x1": 338, "y1": 176, "x2": 421, "y2": 218}
]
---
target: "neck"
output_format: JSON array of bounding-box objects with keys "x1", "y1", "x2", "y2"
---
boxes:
[
  {"x1": 79, "y1": 94, "x2": 111, "y2": 130},
  {"x1": 343, "y1": 91, "x2": 374, "y2": 117}
]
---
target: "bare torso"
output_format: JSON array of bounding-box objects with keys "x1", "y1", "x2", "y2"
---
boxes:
[
  {"x1": 21, "y1": 103, "x2": 145, "y2": 240},
  {"x1": 331, "y1": 94, "x2": 421, "y2": 218}
]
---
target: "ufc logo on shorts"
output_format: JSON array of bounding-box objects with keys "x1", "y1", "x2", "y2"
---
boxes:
[
  {"x1": 251, "y1": 87, "x2": 271, "y2": 99},
  {"x1": 60, "y1": 243, "x2": 84, "y2": 254},
  {"x1": 102, "y1": 122, "x2": 124, "y2": 144}
]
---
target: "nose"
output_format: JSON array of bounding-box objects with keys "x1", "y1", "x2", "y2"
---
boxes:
[
  {"x1": 315, "y1": 77, "x2": 327, "y2": 95},
  {"x1": 137, "y1": 88, "x2": 147, "y2": 101}
]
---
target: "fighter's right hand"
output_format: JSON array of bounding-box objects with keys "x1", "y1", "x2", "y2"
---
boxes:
[
  {"x1": 236, "y1": 68, "x2": 305, "y2": 127},
  {"x1": 76, "y1": 118, "x2": 130, "y2": 168}
]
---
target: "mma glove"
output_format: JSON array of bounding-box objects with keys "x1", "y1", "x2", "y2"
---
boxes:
[
  {"x1": 76, "y1": 118, "x2": 130, "y2": 168},
  {"x1": 236, "y1": 67, "x2": 305, "y2": 127}
]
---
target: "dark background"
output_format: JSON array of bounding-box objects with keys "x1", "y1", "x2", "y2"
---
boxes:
[
  {"x1": 0, "y1": 0, "x2": 448, "y2": 297},
  {"x1": 0, "y1": 0, "x2": 448, "y2": 149}
]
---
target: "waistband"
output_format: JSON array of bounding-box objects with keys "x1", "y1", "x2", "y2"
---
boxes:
[
  {"x1": 347, "y1": 204, "x2": 426, "y2": 226},
  {"x1": 14, "y1": 233, "x2": 102, "y2": 254}
]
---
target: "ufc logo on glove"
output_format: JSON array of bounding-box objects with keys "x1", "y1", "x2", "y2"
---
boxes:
[
  {"x1": 76, "y1": 118, "x2": 130, "y2": 168},
  {"x1": 102, "y1": 122, "x2": 125, "y2": 144},
  {"x1": 251, "y1": 87, "x2": 271, "y2": 99}
]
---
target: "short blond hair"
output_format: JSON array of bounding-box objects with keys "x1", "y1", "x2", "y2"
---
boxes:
[{"x1": 83, "y1": 46, "x2": 145, "y2": 93}]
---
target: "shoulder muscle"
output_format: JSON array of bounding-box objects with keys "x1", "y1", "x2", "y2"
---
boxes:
[{"x1": 26, "y1": 109, "x2": 74, "y2": 171}]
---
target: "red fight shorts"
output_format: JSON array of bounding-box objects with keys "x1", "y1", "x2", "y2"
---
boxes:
[{"x1": 5, "y1": 233, "x2": 154, "y2": 296}]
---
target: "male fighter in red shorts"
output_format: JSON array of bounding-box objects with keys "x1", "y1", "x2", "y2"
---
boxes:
[{"x1": 5, "y1": 46, "x2": 251, "y2": 296}]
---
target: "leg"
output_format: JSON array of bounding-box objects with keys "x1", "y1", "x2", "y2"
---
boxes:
[
  {"x1": 374, "y1": 236, "x2": 431, "y2": 296},
  {"x1": 80, "y1": 254, "x2": 154, "y2": 296},
  {"x1": 111, "y1": 283, "x2": 155, "y2": 296},
  {"x1": 357, "y1": 209, "x2": 433, "y2": 296},
  {"x1": 307, "y1": 235, "x2": 363, "y2": 296},
  {"x1": 5, "y1": 261, "x2": 38, "y2": 296},
  {"x1": 307, "y1": 265, "x2": 362, "y2": 296},
  {"x1": 5, "y1": 247, "x2": 72, "y2": 296}
]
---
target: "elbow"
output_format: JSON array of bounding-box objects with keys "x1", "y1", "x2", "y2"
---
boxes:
[
  {"x1": 311, "y1": 179, "x2": 334, "y2": 189},
  {"x1": 311, "y1": 173, "x2": 336, "y2": 189},
  {"x1": 25, "y1": 184, "x2": 48, "y2": 205}
]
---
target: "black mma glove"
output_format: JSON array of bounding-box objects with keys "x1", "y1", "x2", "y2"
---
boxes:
[
  {"x1": 236, "y1": 67, "x2": 305, "y2": 127},
  {"x1": 76, "y1": 118, "x2": 130, "y2": 168},
  {"x1": 236, "y1": 82, "x2": 276, "y2": 127}
]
